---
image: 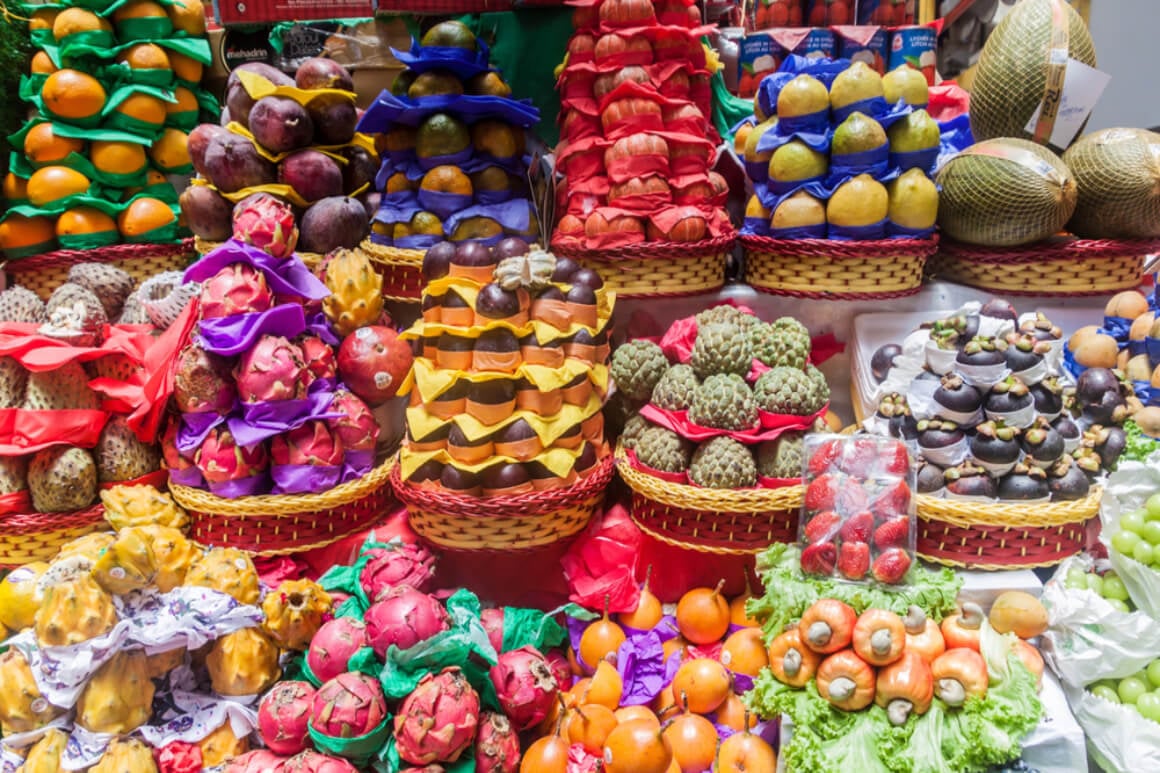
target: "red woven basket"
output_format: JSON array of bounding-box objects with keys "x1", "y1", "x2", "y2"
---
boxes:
[
  {"x1": 360, "y1": 239, "x2": 424, "y2": 303},
  {"x1": 4, "y1": 239, "x2": 195, "y2": 301},
  {"x1": 0, "y1": 504, "x2": 106, "y2": 567},
  {"x1": 552, "y1": 235, "x2": 735, "y2": 298}
]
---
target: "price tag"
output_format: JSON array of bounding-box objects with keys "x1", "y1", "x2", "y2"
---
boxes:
[{"x1": 1024, "y1": 58, "x2": 1112, "y2": 149}]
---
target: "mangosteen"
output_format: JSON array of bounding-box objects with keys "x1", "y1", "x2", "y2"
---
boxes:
[
  {"x1": 493, "y1": 236, "x2": 530, "y2": 259},
  {"x1": 476, "y1": 282, "x2": 523, "y2": 319},
  {"x1": 1021, "y1": 418, "x2": 1064, "y2": 467},
  {"x1": 497, "y1": 418, "x2": 537, "y2": 445},
  {"x1": 475, "y1": 328, "x2": 520, "y2": 354},
  {"x1": 955, "y1": 336, "x2": 1008, "y2": 369},
  {"x1": 551, "y1": 256, "x2": 580, "y2": 282},
  {"x1": 566, "y1": 284, "x2": 597, "y2": 306},
  {"x1": 575, "y1": 441, "x2": 599, "y2": 473},
  {"x1": 1019, "y1": 312, "x2": 1063, "y2": 342},
  {"x1": 1053, "y1": 416, "x2": 1082, "y2": 452},
  {"x1": 929, "y1": 326, "x2": 960, "y2": 351},
  {"x1": 440, "y1": 465, "x2": 480, "y2": 494},
  {"x1": 482, "y1": 462, "x2": 530, "y2": 492},
  {"x1": 944, "y1": 462, "x2": 998, "y2": 499},
  {"x1": 997, "y1": 463, "x2": 1050, "y2": 501},
  {"x1": 916, "y1": 419, "x2": 964, "y2": 451},
  {"x1": 914, "y1": 370, "x2": 941, "y2": 383},
  {"x1": 980, "y1": 299, "x2": 1018, "y2": 324},
  {"x1": 422, "y1": 241, "x2": 455, "y2": 281},
  {"x1": 536, "y1": 286, "x2": 565, "y2": 302},
  {"x1": 422, "y1": 294, "x2": 443, "y2": 315},
  {"x1": 452, "y1": 240, "x2": 496, "y2": 267},
  {"x1": 871, "y1": 344, "x2": 902, "y2": 383},
  {"x1": 438, "y1": 333, "x2": 474, "y2": 354},
  {"x1": 1048, "y1": 456, "x2": 1091, "y2": 501},
  {"x1": 558, "y1": 423, "x2": 583, "y2": 446},
  {"x1": 408, "y1": 423, "x2": 451, "y2": 446},
  {"x1": 469, "y1": 380, "x2": 516, "y2": 406},
  {"x1": 442, "y1": 291, "x2": 470, "y2": 311},
  {"x1": 877, "y1": 393, "x2": 908, "y2": 422},
  {"x1": 570, "y1": 268, "x2": 604, "y2": 290},
  {"x1": 449, "y1": 424, "x2": 492, "y2": 449},
  {"x1": 431, "y1": 381, "x2": 469, "y2": 408},
  {"x1": 970, "y1": 421, "x2": 1021, "y2": 467},
  {"x1": 1073, "y1": 447, "x2": 1104, "y2": 479},
  {"x1": 1030, "y1": 377, "x2": 1064, "y2": 417},
  {"x1": 520, "y1": 331, "x2": 562, "y2": 351},
  {"x1": 1076, "y1": 367, "x2": 1128, "y2": 424},
  {"x1": 411, "y1": 459, "x2": 444, "y2": 483},
  {"x1": 934, "y1": 374, "x2": 982, "y2": 417},
  {"x1": 1085, "y1": 424, "x2": 1128, "y2": 469},
  {"x1": 916, "y1": 462, "x2": 946, "y2": 494},
  {"x1": 1004, "y1": 333, "x2": 1051, "y2": 377},
  {"x1": 984, "y1": 376, "x2": 1033, "y2": 416}
]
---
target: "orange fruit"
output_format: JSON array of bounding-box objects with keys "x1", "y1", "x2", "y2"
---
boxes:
[
  {"x1": 0, "y1": 214, "x2": 55, "y2": 252},
  {"x1": 117, "y1": 43, "x2": 171, "y2": 71},
  {"x1": 91, "y1": 141, "x2": 148, "y2": 176},
  {"x1": 168, "y1": 0, "x2": 207, "y2": 35},
  {"x1": 3, "y1": 173, "x2": 28, "y2": 201},
  {"x1": 419, "y1": 165, "x2": 472, "y2": 196},
  {"x1": 26, "y1": 166, "x2": 91, "y2": 206},
  {"x1": 169, "y1": 52, "x2": 204, "y2": 84},
  {"x1": 149, "y1": 128, "x2": 191, "y2": 170},
  {"x1": 471, "y1": 120, "x2": 523, "y2": 159},
  {"x1": 145, "y1": 169, "x2": 168, "y2": 186},
  {"x1": 415, "y1": 113, "x2": 469, "y2": 159},
  {"x1": 585, "y1": 661, "x2": 624, "y2": 710},
  {"x1": 671, "y1": 658, "x2": 732, "y2": 714},
  {"x1": 620, "y1": 582, "x2": 663, "y2": 631},
  {"x1": 167, "y1": 86, "x2": 199, "y2": 117},
  {"x1": 30, "y1": 51, "x2": 58, "y2": 75},
  {"x1": 675, "y1": 582, "x2": 731, "y2": 645},
  {"x1": 384, "y1": 171, "x2": 411, "y2": 194},
  {"x1": 720, "y1": 628, "x2": 770, "y2": 677},
  {"x1": 114, "y1": 93, "x2": 167, "y2": 128},
  {"x1": 24, "y1": 123, "x2": 85, "y2": 166},
  {"x1": 603, "y1": 719, "x2": 673, "y2": 773},
  {"x1": 118, "y1": 197, "x2": 175, "y2": 238},
  {"x1": 662, "y1": 711, "x2": 718, "y2": 773},
  {"x1": 714, "y1": 693, "x2": 758, "y2": 732},
  {"x1": 56, "y1": 207, "x2": 117, "y2": 238},
  {"x1": 614, "y1": 705, "x2": 660, "y2": 728},
  {"x1": 578, "y1": 609, "x2": 626, "y2": 671},
  {"x1": 42, "y1": 70, "x2": 107, "y2": 121},
  {"x1": 113, "y1": 0, "x2": 169, "y2": 24},
  {"x1": 28, "y1": 8, "x2": 58, "y2": 32},
  {"x1": 565, "y1": 703, "x2": 617, "y2": 755},
  {"x1": 51, "y1": 8, "x2": 110, "y2": 41}
]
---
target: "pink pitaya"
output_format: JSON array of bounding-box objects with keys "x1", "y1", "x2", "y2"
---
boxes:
[
  {"x1": 200, "y1": 263, "x2": 274, "y2": 319},
  {"x1": 394, "y1": 668, "x2": 480, "y2": 766},
  {"x1": 235, "y1": 335, "x2": 307, "y2": 403},
  {"x1": 358, "y1": 543, "x2": 436, "y2": 599},
  {"x1": 474, "y1": 712, "x2": 520, "y2": 773},
  {"x1": 364, "y1": 587, "x2": 449, "y2": 657},
  {"x1": 174, "y1": 343, "x2": 236, "y2": 414},
  {"x1": 232, "y1": 193, "x2": 299, "y2": 259},
  {"x1": 161, "y1": 417, "x2": 195, "y2": 472},
  {"x1": 223, "y1": 749, "x2": 285, "y2": 772},
  {"x1": 271, "y1": 421, "x2": 344, "y2": 467},
  {"x1": 328, "y1": 391, "x2": 379, "y2": 453},
  {"x1": 310, "y1": 672, "x2": 387, "y2": 740},
  {"x1": 298, "y1": 336, "x2": 336, "y2": 387},
  {"x1": 280, "y1": 750, "x2": 358, "y2": 772},
  {"x1": 258, "y1": 680, "x2": 316, "y2": 756},
  {"x1": 480, "y1": 608, "x2": 504, "y2": 654},
  {"x1": 488, "y1": 646, "x2": 558, "y2": 732},
  {"x1": 195, "y1": 426, "x2": 269, "y2": 484},
  {"x1": 306, "y1": 618, "x2": 368, "y2": 684},
  {"x1": 544, "y1": 649, "x2": 573, "y2": 692}
]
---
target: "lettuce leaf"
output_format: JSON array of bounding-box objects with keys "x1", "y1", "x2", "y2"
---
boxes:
[{"x1": 1121, "y1": 420, "x2": 1159, "y2": 464}]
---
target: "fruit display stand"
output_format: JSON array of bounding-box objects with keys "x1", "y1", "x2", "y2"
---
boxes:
[{"x1": 3, "y1": 237, "x2": 195, "y2": 300}]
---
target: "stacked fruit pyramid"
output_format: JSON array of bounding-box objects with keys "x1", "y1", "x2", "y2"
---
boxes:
[
  {"x1": 182, "y1": 56, "x2": 376, "y2": 258},
  {"x1": 396, "y1": 239, "x2": 612, "y2": 501},
  {"x1": 0, "y1": 0, "x2": 214, "y2": 259},
  {"x1": 162, "y1": 195, "x2": 412, "y2": 499},
  {"x1": 356, "y1": 21, "x2": 542, "y2": 256},
  {"x1": 550, "y1": 0, "x2": 733, "y2": 249}
]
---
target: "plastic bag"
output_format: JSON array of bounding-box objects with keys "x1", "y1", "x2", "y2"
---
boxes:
[
  {"x1": 1067, "y1": 685, "x2": 1160, "y2": 773},
  {"x1": 1102, "y1": 461, "x2": 1160, "y2": 619}
]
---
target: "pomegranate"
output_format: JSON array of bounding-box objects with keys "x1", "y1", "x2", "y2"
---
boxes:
[{"x1": 336, "y1": 325, "x2": 414, "y2": 407}]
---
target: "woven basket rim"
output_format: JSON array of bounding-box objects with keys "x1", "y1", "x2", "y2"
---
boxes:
[
  {"x1": 360, "y1": 238, "x2": 426, "y2": 267},
  {"x1": 938, "y1": 237, "x2": 1160, "y2": 264},
  {"x1": 551, "y1": 233, "x2": 737, "y2": 262},
  {"x1": 0, "y1": 502, "x2": 106, "y2": 535},
  {"x1": 627, "y1": 503, "x2": 788, "y2": 556},
  {"x1": 3, "y1": 239, "x2": 195, "y2": 274},
  {"x1": 740, "y1": 233, "x2": 940, "y2": 258},
  {"x1": 916, "y1": 487, "x2": 1102, "y2": 528}
]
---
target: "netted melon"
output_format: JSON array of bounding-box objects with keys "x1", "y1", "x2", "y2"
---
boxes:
[
  {"x1": 1063, "y1": 128, "x2": 1160, "y2": 239},
  {"x1": 971, "y1": 0, "x2": 1096, "y2": 146},
  {"x1": 936, "y1": 138, "x2": 1077, "y2": 246}
]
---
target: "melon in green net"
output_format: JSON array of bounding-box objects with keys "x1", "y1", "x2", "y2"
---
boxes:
[
  {"x1": 936, "y1": 138, "x2": 1077, "y2": 246},
  {"x1": 1063, "y1": 128, "x2": 1160, "y2": 239},
  {"x1": 970, "y1": 0, "x2": 1096, "y2": 147}
]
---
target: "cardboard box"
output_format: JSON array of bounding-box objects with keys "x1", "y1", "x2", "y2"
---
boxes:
[
  {"x1": 213, "y1": 0, "x2": 373, "y2": 27},
  {"x1": 738, "y1": 27, "x2": 835, "y2": 98}
]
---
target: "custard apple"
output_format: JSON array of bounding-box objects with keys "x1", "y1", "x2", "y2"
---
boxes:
[
  {"x1": 651, "y1": 364, "x2": 699, "y2": 411},
  {"x1": 621, "y1": 414, "x2": 651, "y2": 449},
  {"x1": 689, "y1": 436, "x2": 757, "y2": 488},
  {"x1": 754, "y1": 367, "x2": 828, "y2": 416},
  {"x1": 696, "y1": 305, "x2": 759, "y2": 331},
  {"x1": 757, "y1": 432, "x2": 804, "y2": 478},
  {"x1": 611, "y1": 341, "x2": 670, "y2": 401},
  {"x1": 689, "y1": 374, "x2": 759, "y2": 431},
  {"x1": 635, "y1": 425, "x2": 693, "y2": 473},
  {"x1": 751, "y1": 317, "x2": 811, "y2": 369},
  {"x1": 690, "y1": 322, "x2": 751, "y2": 379}
]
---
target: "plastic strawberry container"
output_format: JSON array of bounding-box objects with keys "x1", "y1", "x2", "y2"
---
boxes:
[{"x1": 798, "y1": 434, "x2": 916, "y2": 585}]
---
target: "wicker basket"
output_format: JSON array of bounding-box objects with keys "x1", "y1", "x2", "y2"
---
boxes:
[
  {"x1": 916, "y1": 488, "x2": 1101, "y2": 569},
  {"x1": 360, "y1": 239, "x2": 425, "y2": 302},
  {"x1": 929, "y1": 238, "x2": 1157, "y2": 297},
  {"x1": 0, "y1": 504, "x2": 106, "y2": 567},
  {"x1": 170, "y1": 459, "x2": 397, "y2": 556},
  {"x1": 741, "y1": 235, "x2": 937, "y2": 299},
  {"x1": 552, "y1": 236, "x2": 734, "y2": 298},
  {"x1": 194, "y1": 236, "x2": 327, "y2": 270},
  {"x1": 392, "y1": 454, "x2": 614, "y2": 552},
  {"x1": 4, "y1": 240, "x2": 196, "y2": 301},
  {"x1": 615, "y1": 444, "x2": 803, "y2": 555}
]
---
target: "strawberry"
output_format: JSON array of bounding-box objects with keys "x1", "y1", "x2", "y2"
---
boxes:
[
  {"x1": 804, "y1": 473, "x2": 840, "y2": 511},
  {"x1": 873, "y1": 518, "x2": 910, "y2": 550},
  {"x1": 804, "y1": 511, "x2": 842, "y2": 544},
  {"x1": 836, "y1": 437, "x2": 878, "y2": 476},
  {"x1": 833, "y1": 484, "x2": 869, "y2": 515},
  {"x1": 839, "y1": 511, "x2": 874, "y2": 543},
  {"x1": 800, "y1": 542, "x2": 837, "y2": 576},
  {"x1": 872, "y1": 548, "x2": 912, "y2": 584},
  {"x1": 807, "y1": 439, "x2": 843, "y2": 476},
  {"x1": 871, "y1": 480, "x2": 912, "y2": 519},
  {"x1": 837, "y1": 541, "x2": 870, "y2": 580},
  {"x1": 879, "y1": 441, "x2": 910, "y2": 476}
]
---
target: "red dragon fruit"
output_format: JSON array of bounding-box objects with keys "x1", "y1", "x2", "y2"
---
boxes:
[
  {"x1": 488, "y1": 646, "x2": 558, "y2": 732},
  {"x1": 270, "y1": 421, "x2": 344, "y2": 467},
  {"x1": 544, "y1": 649, "x2": 573, "y2": 692},
  {"x1": 310, "y1": 672, "x2": 388, "y2": 740},
  {"x1": 394, "y1": 668, "x2": 480, "y2": 766},
  {"x1": 200, "y1": 263, "x2": 274, "y2": 319},
  {"x1": 474, "y1": 712, "x2": 520, "y2": 773},
  {"x1": 174, "y1": 343, "x2": 236, "y2": 414},
  {"x1": 306, "y1": 618, "x2": 368, "y2": 684},
  {"x1": 364, "y1": 587, "x2": 449, "y2": 656},
  {"x1": 258, "y1": 680, "x2": 316, "y2": 756},
  {"x1": 161, "y1": 418, "x2": 195, "y2": 472},
  {"x1": 280, "y1": 750, "x2": 358, "y2": 772},
  {"x1": 358, "y1": 543, "x2": 436, "y2": 599},
  {"x1": 480, "y1": 608, "x2": 504, "y2": 654},
  {"x1": 328, "y1": 390, "x2": 379, "y2": 453},
  {"x1": 298, "y1": 336, "x2": 337, "y2": 388},
  {"x1": 195, "y1": 426, "x2": 269, "y2": 484},
  {"x1": 232, "y1": 193, "x2": 299, "y2": 259},
  {"x1": 235, "y1": 335, "x2": 307, "y2": 403},
  {"x1": 223, "y1": 750, "x2": 285, "y2": 772}
]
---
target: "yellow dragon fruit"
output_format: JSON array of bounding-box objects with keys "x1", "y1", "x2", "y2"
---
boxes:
[
  {"x1": 147, "y1": 647, "x2": 187, "y2": 678},
  {"x1": 76, "y1": 649, "x2": 154, "y2": 734},
  {"x1": 101, "y1": 484, "x2": 188, "y2": 530},
  {"x1": 0, "y1": 649, "x2": 63, "y2": 734},
  {"x1": 321, "y1": 248, "x2": 384, "y2": 336},
  {"x1": 138, "y1": 525, "x2": 199, "y2": 592},
  {"x1": 199, "y1": 719, "x2": 252, "y2": 767},
  {"x1": 89, "y1": 738, "x2": 158, "y2": 773},
  {"x1": 184, "y1": 547, "x2": 260, "y2": 605},
  {"x1": 261, "y1": 579, "x2": 333, "y2": 651},
  {"x1": 0, "y1": 561, "x2": 47, "y2": 631},
  {"x1": 16, "y1": 728, "x2": 68, "y2": 772},
  {"x1": 54, "y1": 532, "x2": 114, "y2": 562},
  {"x1": 34, "y1": 558, "x2": 118, "y2": 647},
  {"x1": 207, "y1": 627, "x2": 282, "y2": 696},
  {"x1": 92, "y1": 527, "x2": 157, "y2": 595}
]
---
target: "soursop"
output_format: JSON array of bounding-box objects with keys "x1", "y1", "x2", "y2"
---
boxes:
[
  {"x1": 620, "y1": 414, "x2": 651, "y2": 449},
  {"x1": 22, "y1": 361, "x2": 100, "y2": 410},
  {"x1": 0, "y1": 286, "x2": 46, "y2": 323},
  {"x1": 635, "y1": 425, "x2": 693, "y2": 473},
  {"x1": 95, "y1": 416, "x2": 162, "y2": 484},
  {"x1": 68, "y1": 263, "x2": 135, "y2": 321},
  {"x1": 757, "y1": 432, "x2": 804, "y2": 478},
  {"x1": 28, "y1": 446, "x2": 98, "y2": 512},
  {"x1": 754, "y1": 367, "x2": 828, "y2": 415},
  {"x1": 651, "y1": 363, "x2": 699, "y2": 411},
  {"x1": 85, "y1": 353, "x2": 139, "y2": 383},
  {"x1": 689, "y1": 373, "x2": 759, "y2": 431},
  {"x1": 0, "y1": 356, "x2": 28, "y2": 407},
  {"x1": 690, "y1": 322, "x2": 751, "y2": 379},
  {"x1": 45, "y1": 282, "x2": 108, "y2": 331},
  {"x1": 751, "y1": 317, "x2": 811, "y2": 369},
  {"x1": 0, "y1": 456, "x2": 27, "y2": 494},
  {"x1": 118, "y1": 292, "x2": 151, "y2": 325},
  {"x1": 689, "y1": 436, "x2": 757, "y2": 488},
  {"x1": 610, "y1": 341, "x2": 670, "y2": 401}
]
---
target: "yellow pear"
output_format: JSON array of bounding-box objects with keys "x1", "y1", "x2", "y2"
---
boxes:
[
  {"x1": 888, "y1": 169, "x2": 939, "y2": 230},
  {"x1": 830, "y1": 62, "x2": 885, "y2": 111},
  {"x1": 827, "y1": 174, "x2": 889, "y2": 227}
]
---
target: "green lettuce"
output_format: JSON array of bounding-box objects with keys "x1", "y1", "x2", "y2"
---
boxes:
[{"x1": 1121, "y1": 420, "x2": 1159, "y2": 464}]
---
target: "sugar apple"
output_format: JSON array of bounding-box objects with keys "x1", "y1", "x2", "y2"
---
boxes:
[
  {"x1": 611, "y1": 341, "x2": 670, "y2": 401},
  {"x1": 754, "y1": 367, "x2": 828, "y2": 415},
  {"x1": 751, "y1": 317, "x2": 811, "y2": 369},
  {"x1": 689, "y1": 436, "x2": 757, "y2": 488},
  {"x1": 635, "y1": 425, "x2": 693, "y2": 473},
  {"x1": 689, "y1": 374, "x2": 759, "y2": 431},
  {"x1": 651, "y1": 364, "x2": 699, "y2": 411},
  {"x1": 696, "y1": 305, "x2": 759, "y2": 331},
  {"x1": 690, "y1": 322, "x2": 751, "y2": 379},
  {"x1": 757, "y1": 432, "x2": 804, "y2": 478},
  {"x1": 620, "y1": 414, "x2": 651, "y2": 449}
]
